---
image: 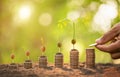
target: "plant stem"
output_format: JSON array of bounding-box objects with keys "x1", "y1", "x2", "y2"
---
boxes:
[
  {"x1": 73, "y1": 22, "x2": 75, "y2": 49},
  {"x1": 27, "y1": 56, "x2": 30, "y2": 60},
  {"x1": 12, "y1": 59, "x2": 14, "y2": 63},
  {"x1": 59, "y1": 48, "x2": 61, "y2": 53},
  {"x1": 42, "y1": 52, "x2": 44, "y2": 56},
  {"x1": 73, "y1": 22, "x2": 75, "y2": 39},
  {"x1": 73, "y1": 45, "x2": 74, "y2": 49}
]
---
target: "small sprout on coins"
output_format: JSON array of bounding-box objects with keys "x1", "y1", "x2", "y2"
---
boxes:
[
  {"x1": 11, "y1": 53, "x2": 15, "y2": 63},
  {"x1": 40, "y1": 46, "x2": 46, "y2": 56},
  {"x1": 71, "y1": 39, "x2": 76, "y2": 49},
  {"x1": 26, "y1": 50, "x2": 30, "y2": 60},
  {"x1": 58, "y1": 42, "x2": 62, "y2": 52}
]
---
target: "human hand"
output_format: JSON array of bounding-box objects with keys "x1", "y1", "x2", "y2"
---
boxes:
[{"x1": 95, "y1": 23, "x2": 120, "y2": 59}]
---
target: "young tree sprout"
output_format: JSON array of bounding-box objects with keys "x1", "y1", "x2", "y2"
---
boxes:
[
  {"x1": 57, "y1": 42, "x2": 62, "y2": 52},
  {"x1": 26, "y1": 50, "x2": 30, "y2": 60},
  {"x1": 71, "y1": 39, "x2": 76, "y2": 49},
  {"x1": 71, "y1": 39, "x2": 76, "y2": 44},
  {"x1": 71, "y1": 22, "x2": 76, "y2": 49},
  {"x1": 10, "y1": 53, "x2": 15, "y2": 63},
  {"x1": 40, "y1": 46, "x2": 46, "y2": 56}
]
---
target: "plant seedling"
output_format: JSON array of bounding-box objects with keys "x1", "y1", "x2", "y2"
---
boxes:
[
  {"x1": 26, "y1": 50, "x2": 30, "y2": 60},
  {"x1": 40, "y1": 46, "x2": 46, "y2": 56},
  {"x1": 71, "y1": 39, "x2": 76, "y2": 49},
  {"x1": 57, "y1": 42, "x2": 62, "y2": 52},
  {"x1": 10, "y1": 53, "x2": 15, "y2": 63},
  {"x1": 71, "y1": 22, "x2": 76, "y2": 49}
]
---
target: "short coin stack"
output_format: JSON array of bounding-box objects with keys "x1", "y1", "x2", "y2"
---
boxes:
[
  {"x1": 55, "y1": 52, "x2": 63, "y2": 68},
  {"x1": 24, "y1": 60, "x2": 32, "y2": 69},
  {"x1": 39, "y1": 56, "x2": 47, "y2": 68}
]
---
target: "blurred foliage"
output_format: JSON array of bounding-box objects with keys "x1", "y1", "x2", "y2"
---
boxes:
[
  {"x1": 0, "y1": 0, "x2": 119, "y2": 64},
  {"x1": 111, "y1": 0, "x2": 120, "y2": 26}
]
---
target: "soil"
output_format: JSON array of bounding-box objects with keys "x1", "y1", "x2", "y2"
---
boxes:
[{"x1": 0, "y1": 63, "x2": 120, "y2": 77}]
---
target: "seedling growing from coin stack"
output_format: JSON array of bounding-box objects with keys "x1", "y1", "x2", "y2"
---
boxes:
[
  {"x1": 58, "y1": 18, "x2": 79, "y2": 69},
  {"x1": 39, "y1": 38, "x2": 47, "y2": 68},
  {"x1": 9, "y1": 51, "x2": 18, "y2": 69},
  {"x1": 24, "y1": 50, "x2": 32, "y2": 69},
  {"x1": 55, "y1": 42, "x2": 63, "y2": 68},
  {"x1": 70, "y1": 22, "x2": 79, "y2": 69}
]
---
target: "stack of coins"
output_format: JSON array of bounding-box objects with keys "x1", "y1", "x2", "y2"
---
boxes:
[
  {"x1": 9, "y1": 63, "x2": 18, "y2": 69},
  {"x1": 24, "y1": 60, "x2": 32, "y2": 69},
  {"x1": 0, "y1": 64, "x2": 8, "y2": 69},
  {"x1": 86, "y1": 48, "x2": 95, "y2": 68},
  {"x1": 39, "y1": 56, "x2": 47, "y2": 68},
  {"x1": 70, "y1": 49, "x2": 79, "y2": 69},
  {"x1": 55, "y1": 52, "x2": 63, "y2": 68}
]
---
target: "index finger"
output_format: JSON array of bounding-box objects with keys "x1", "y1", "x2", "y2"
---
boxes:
[
  {"x1": 96, "y1": 23, "x2": 120, "y2": 44},
  {"x1": 95, "y1": 40, "x2": 120, "y2": 52}
]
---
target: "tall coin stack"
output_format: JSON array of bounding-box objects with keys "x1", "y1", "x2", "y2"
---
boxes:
[
  {"x1": 70, "y1": 49, "x2": 79, "y2": 69},
  {"x1": 86, "y1": 48, "x2": 95, "y2": 68}
]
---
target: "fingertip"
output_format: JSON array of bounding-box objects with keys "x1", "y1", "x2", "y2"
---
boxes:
[{"x1": 95, "y1": 38, "x2": 102, "y2": 44}]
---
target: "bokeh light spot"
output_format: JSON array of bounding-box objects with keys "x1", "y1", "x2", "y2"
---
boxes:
[
  {"x1": 38, "y1": 13, "x2": 52, "y2": 26},
  {"x1": 67, "y1": 11, "x2": 80, "y2": 21}
]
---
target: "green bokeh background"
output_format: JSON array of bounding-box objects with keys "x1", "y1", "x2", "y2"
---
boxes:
[{"x1": 0, "y1": 0, "x2": 120, "y2": 64}]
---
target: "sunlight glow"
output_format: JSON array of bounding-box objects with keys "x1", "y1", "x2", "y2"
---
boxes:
[
  {"x1": 18, "y1": 5, "x2": 32, "y2": 20},
  {"x1": 92, "y1": 2, "x2": 117, "y2": 32},
  {"x1": 67, "y1": 11, "x2": 80, "y2": 21}
]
